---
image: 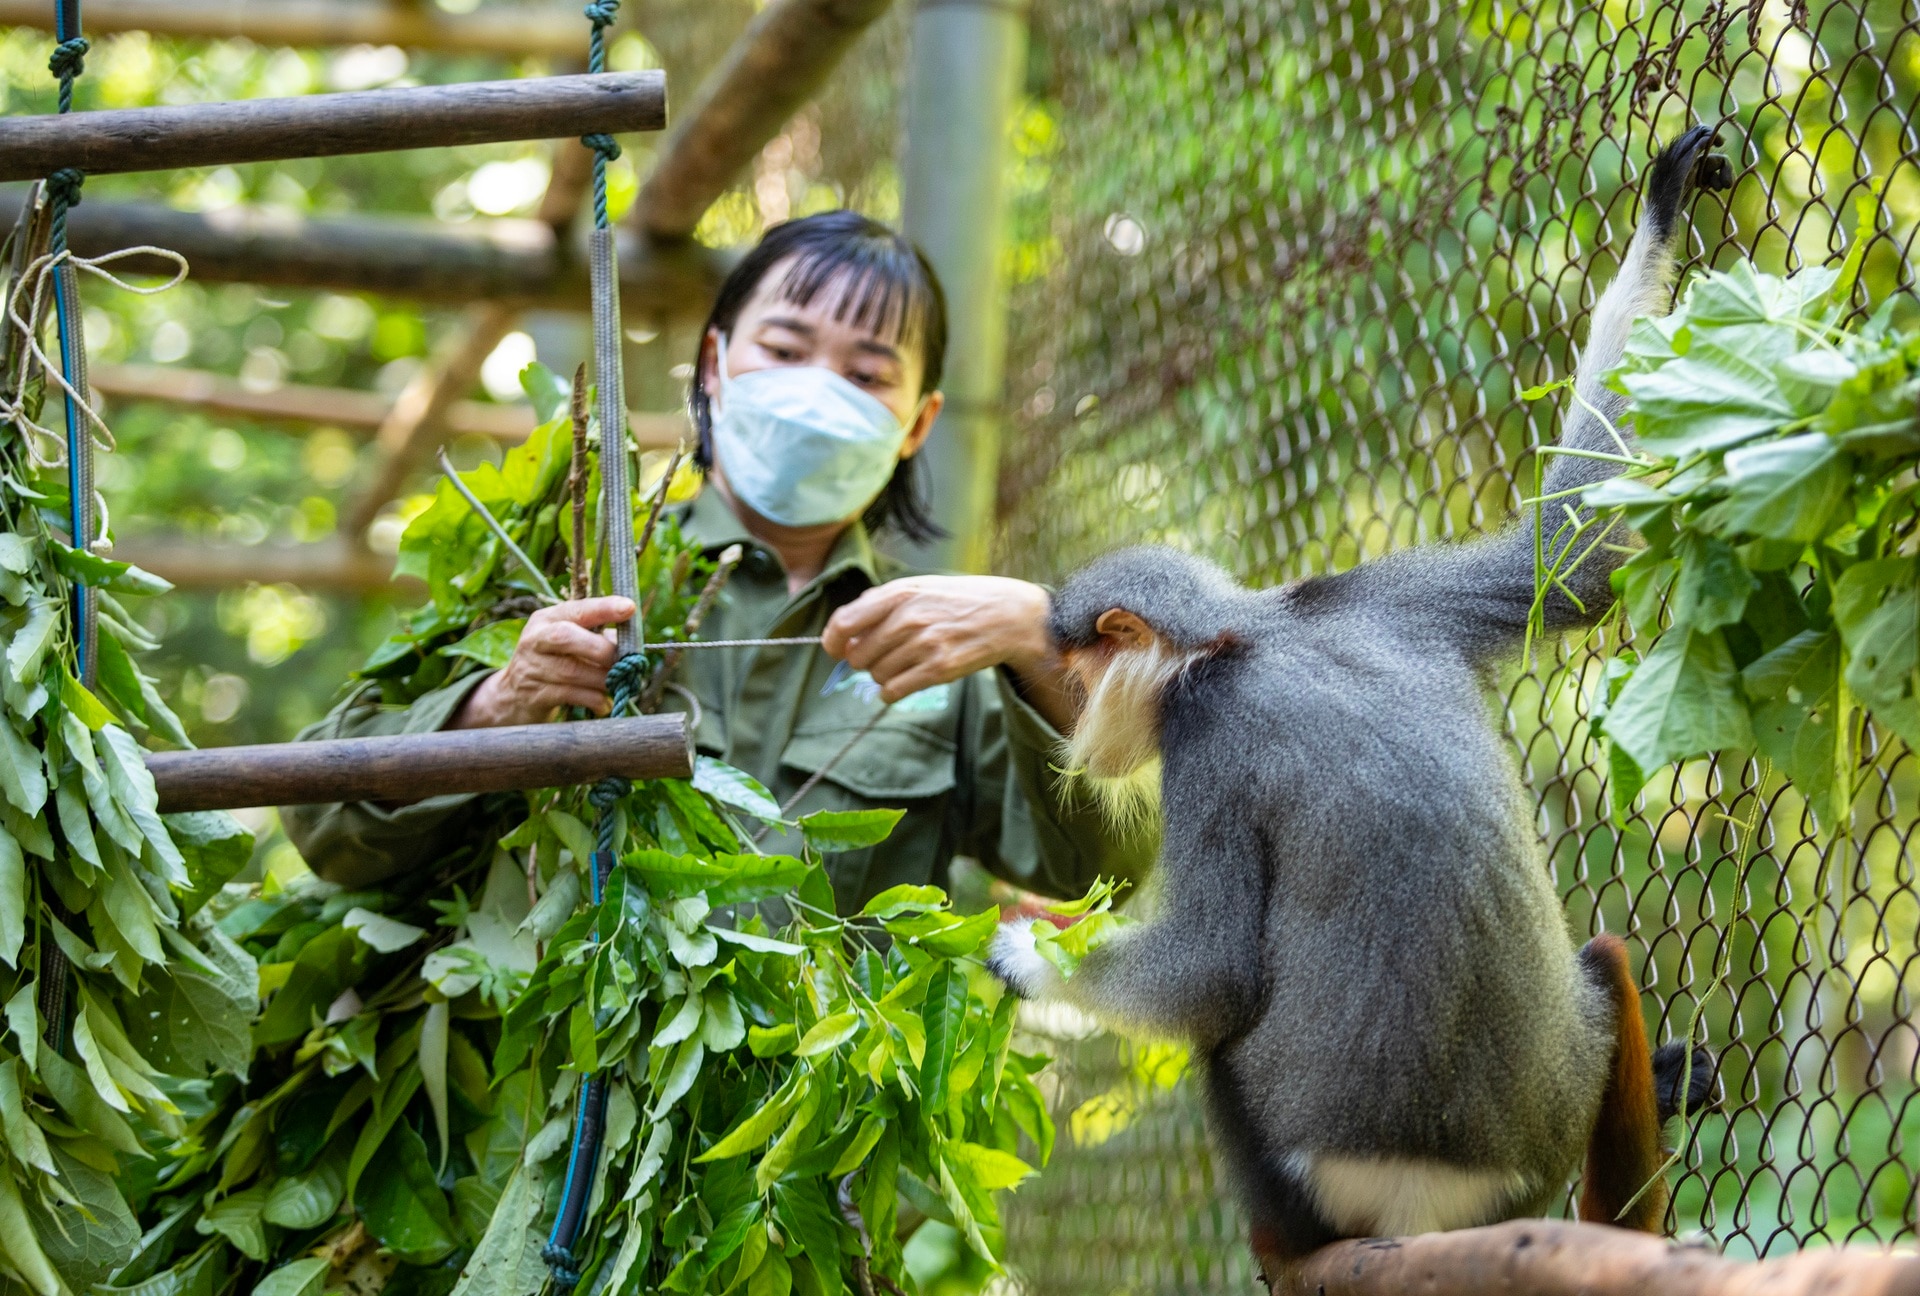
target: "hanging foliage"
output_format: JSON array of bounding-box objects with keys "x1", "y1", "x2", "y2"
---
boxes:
[
  {"x1": 75, "y1": 363, "x2": 1066, "y2": 1296},
  {"x1": 1545, "y1": 195, "x2": 1920, "y2": 826}
]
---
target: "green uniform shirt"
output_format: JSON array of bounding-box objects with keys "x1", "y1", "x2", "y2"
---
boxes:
[{"x1": 282, "y1": 489, "x2": 1153, "y2": 912}]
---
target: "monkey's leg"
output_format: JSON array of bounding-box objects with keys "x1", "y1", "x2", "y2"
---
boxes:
[{"x1": 1575, "y1": 933, "x2": 1674, "y2": 1231}]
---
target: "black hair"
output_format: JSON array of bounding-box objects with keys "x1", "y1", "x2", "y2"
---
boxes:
[{"x1": 688, "y1": 209, "x2": 949, "y2": 544}]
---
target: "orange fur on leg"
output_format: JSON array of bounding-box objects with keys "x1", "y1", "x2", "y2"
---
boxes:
[{"x1": 1577, "y1": 933, "x2": 1668, "y2": 1231}]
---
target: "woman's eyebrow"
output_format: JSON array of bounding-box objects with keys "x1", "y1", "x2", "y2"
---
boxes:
[
  {"x1": 854, "y1": 338, "x2": 902, "y2": 361},
  {"x1": 758, "y1": 314, "x2": 817, "y2": 336}
]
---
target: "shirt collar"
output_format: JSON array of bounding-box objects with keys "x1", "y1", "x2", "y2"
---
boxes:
[{"x1": 680, "y1": 485, "x2": 883, "y2": 589}]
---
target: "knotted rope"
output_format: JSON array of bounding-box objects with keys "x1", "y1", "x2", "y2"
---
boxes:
[{"x1": 582, "y1": 0, "x2": 622, "y2": 229}]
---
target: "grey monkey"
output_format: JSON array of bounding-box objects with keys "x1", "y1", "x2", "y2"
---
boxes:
[{"x1": 988, "y1": 127, "x2": 1730, "y2": 1266}]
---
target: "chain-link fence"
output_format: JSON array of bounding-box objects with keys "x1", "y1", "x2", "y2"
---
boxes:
[{"x1": 993, "y1": 0, "x2": 1920, "y2": 1286}]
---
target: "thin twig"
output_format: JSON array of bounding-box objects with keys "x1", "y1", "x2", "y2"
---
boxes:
[
  {"x1": 435, "y1": 447, "x2": 559, "y2": 602},
  {"x1": 635, "y1": 446, "x2": 684, "y2": 560},
  {"x1": 568, "y1": 362, "x2": 589, "y2": 601},
  {"x1": 838, "y1": 1173, "x2": 907, "y2": 1296},
  {"x1": 755, "y1": 705, "x2": 894, "y2": 842}
]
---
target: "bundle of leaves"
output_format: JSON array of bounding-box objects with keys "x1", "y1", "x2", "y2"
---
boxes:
[
  {"x1": 110, "y1": 363, "x2": 1065, "y2": 1296},
  {"x1": 0, "y1": 226, "x2": 260, "y2": 1294},
  {"x1": 1543, "y1": 216, "x2": 1920, "y2": 825}
]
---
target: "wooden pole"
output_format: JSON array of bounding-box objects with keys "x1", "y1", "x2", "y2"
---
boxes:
[
  {"x1": 0, "y1": 71, "x2": 666, "y2": 183},
  {"x1": 91, "y1": 363, "x2": 691, "y2": 447},
  {"x1": 0, "y1": 0, "x2": 604, "y2": 58},
  {"x1": 146, "y1": 713, "x2": 694, "y2": 812},
  {"x1": 1267, "y1": 1221, "x2": 1920, "y2": 1296},
  {"x1": 632, "y1": 0, "x2": 895, "y2": 240},
  {"x1": 0, "y1": 194, "x2": 734, "y2": 318},
  {"x1": 112, "y1": 539, "x2": 414, "y2": 591}
]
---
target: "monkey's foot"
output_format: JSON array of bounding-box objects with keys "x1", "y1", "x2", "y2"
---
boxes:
[{"x1": 986, "y1": 922, "x2": 1065, "y2": 999}]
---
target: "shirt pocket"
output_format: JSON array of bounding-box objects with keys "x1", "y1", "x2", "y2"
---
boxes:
[{"x1": 779, "y1": 709, "x2": 957, "y2": 801}]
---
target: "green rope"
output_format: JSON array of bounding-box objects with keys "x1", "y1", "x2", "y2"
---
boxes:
[{"x1": 582, "y1": 0, "x2": 622, "y2": 229}]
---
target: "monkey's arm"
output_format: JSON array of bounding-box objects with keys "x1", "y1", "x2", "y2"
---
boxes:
[
  {"x1": 988, "y1": 791, "x2": 1267, "y2": 1046},
  {"x1": 1307, "y1": 127, "x2": 1728, "y2": 658}
]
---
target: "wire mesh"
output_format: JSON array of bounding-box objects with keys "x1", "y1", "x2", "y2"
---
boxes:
[{"x1": 992, "y1": 0, "x2": 1920, "y2": 1285}]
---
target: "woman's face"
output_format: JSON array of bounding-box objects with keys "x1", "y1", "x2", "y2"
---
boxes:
[{"x1": 699, "y1": 257, "x2": 943, "y2": 461}]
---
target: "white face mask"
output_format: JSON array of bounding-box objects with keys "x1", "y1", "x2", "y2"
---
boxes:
[{"x1": 708, "y1": 333, "x2": 923, "y2": 528}]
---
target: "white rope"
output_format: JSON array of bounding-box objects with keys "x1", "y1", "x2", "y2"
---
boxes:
[{"x1": 2, "y1": 244, "x2": 189, "y2": 470}]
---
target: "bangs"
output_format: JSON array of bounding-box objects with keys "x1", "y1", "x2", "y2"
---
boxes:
[{"x1": 774, "y1": 240, "x2": 935, "y2": 352}]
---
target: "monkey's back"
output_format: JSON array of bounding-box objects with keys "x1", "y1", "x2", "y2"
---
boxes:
[{"x1": 1178, "y1": 597, "x2": 1611, "y2": 1204}]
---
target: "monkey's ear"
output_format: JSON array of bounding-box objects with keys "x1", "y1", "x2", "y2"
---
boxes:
[{"x1": 1094, "y1": 608, "x2": 1155, "y2": 648}]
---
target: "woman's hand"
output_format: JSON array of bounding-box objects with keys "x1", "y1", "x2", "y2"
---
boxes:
[
  {"x1": 449, "y1": 596, "x2": 634, "y2": 729},
  {"x1": 822, "y1": 576, "x2": 1078, "y2": 729}
]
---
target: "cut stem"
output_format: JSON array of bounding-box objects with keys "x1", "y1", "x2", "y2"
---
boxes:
[{"x1": 435, "y1": 447, "x2": 559, "y2": 603}]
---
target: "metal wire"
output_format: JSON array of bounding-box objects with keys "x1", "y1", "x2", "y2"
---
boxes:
[{"x1": 989, "y1": 0, "x2": 1920, "y2": 1284}]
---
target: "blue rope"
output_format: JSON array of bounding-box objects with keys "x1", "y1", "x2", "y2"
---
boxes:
[
  {"x1": 582, "y1": 0, "x2": 621, "y2": 229},
  {"x1": 542, "y1": 650, "x2": 647, "y2": 1288},
  {"x1": 47, "y1": 15, "x2": 90, "y2": 687}
]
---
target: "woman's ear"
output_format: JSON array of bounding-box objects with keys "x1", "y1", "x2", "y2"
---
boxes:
[
  {"x1": 899, "y1": 389, "x2": 944, "y2": 459},
  {"x1": 698, "y1": 328, "x2": 722, "y2": 402}
]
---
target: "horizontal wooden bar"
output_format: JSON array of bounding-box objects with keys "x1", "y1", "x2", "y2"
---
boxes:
[
  {"x1": 147, "y1": 712, "x2": 694, "y2": 812},
  {"x1": 0, "y1": 0, "x2": 602, "y2": 57},
  {"x1": 112, "y1": 538, "x2": 413, "y2": 592},
  {"x1": 91, "y1": 363, "x2": 692, "y2": 446},
  {"x1": 1270, "y1": 1221, "x2": 1920, "y2": 1296},
  {"x1": 0, "y1": 193, "x2": 734, "y2": 319},
  {"x1": 0, "y1": 70, "x2": 665, "y2": 183}
]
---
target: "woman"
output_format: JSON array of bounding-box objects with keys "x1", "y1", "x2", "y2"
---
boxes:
[{"x1": 285, "y1": 211, "x2": 1150, "y2": 912}]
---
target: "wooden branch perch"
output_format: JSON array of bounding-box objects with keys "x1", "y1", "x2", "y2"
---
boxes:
[
  {"x1": 0, "y1": 193, "x2": 734, "y2": 319},
  {"x1": 634, "y1": 0, "x2": 896, "y2": 239},
  {"x1": 1268, "y1": 1221, "x2": 1920, "y2": 1296},
  {"x1": 0, "y1": 71, "x2": 665, "y2": 182},
  {"x1": 0, "y1": 0, "x2": 604, "y2": 58},
  {"x1": 146, "y1": 713, "x2": 694, "y2": 812}
]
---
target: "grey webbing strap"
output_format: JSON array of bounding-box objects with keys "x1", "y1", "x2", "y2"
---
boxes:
[{"x1": 589, "y1": 225, "x2": 638, "y2": 654}]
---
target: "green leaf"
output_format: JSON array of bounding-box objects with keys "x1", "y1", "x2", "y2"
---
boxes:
[
  {"x1": 1671, "y1": 533, "x2": 1757, "y2": 632},
  {"x1": 755, "y1": 1085, "x2": 822, "y2": 1193},
  {"x1": 4, "y1": 598, "x2": 55, "y2": 685},
  {"x1": 860, "y1": 884, "x2": 946, "y2": 919},
  {"x1": 713, "y1": 926, "x2": 805, "y2": 956},
  {"x1": 165, "y1": 810, "x2": 255, "y2": 919},
  {"x1": 60, "y1": 668, "x2": 119, "y2": 730},
  {"x1": 343, "y1": 907, "x2": 428, "y2": 953},
  {"x1": 263, "y1": 1148, "x2": 346, "y2": 1229},
  {"x1": 1603, "y1": 628, "x2": 1754, "y2": 771},
  {"x1": 49, "y1": 541, "x2": 170, "y2": 595},
  {"x1": 0, "y1": 824, "x2": 22, "y2": 968},
  {"x1": 440, "y1": 619, "x2": 525, "y2": 669},
  {"x1": 749, "y1": 1023, "x2": 797, "y2": 1057},
  {"x1": 0, "y1": 715, "x2": 47, "y2": 817},
  {"x1": 1833, "y1": 556, "x2": 1920, "y2": 747},
  {"x1": 1710, "y1": 432, "x2": 1851, "y2": 542},
  {"x1": 196, "y1": 1186, "x2": 270, "y2": 1261},
  {"x1": 0, "y1": 1166, "x2": 60, "y2": 1296},
  {"x1": 698, "y1": 1073, "x2": 806, "y2": 1163},
  {"x1": 1620, "y1": 357, "x2": 1795, "y2": 456},
  {"x1": 446, "y1": 1160, "x2": 545, "y2": 1296},
  {"x1": 253, "y1": 1257, "x2": 330, "y2": 1296},
  {"x1": 919, "y1": 961, "x2": 969, "y2": 1113},
  {"x1": 795, "y1": 1011, "x2": 860, "y2": 1057},
  {"x1": 358, "y1": 1122, "x2": 459, "y2": 1264},
  {"x1": 1743, "y1": 630, "x2": 1840, "y2": 808},
  {"x1": 914, "y1": 908, "x2": 998, "y2": 958},
  {"x1": 944, "y1": 1139, "x2": 1035, "y2": 1191},
  {"x1": 257, "y1": 925, "x2": 365, "y2": 1046},
  {"x1": 521, "y1": 360, "x2": 572, "y2": 424},
  {"x1": 4, "y1": 982, "x2": 35, "y2": 1073},
  {"x1": 421, "y1": 999, "x2": 452, "y2": 1174},
  {"x1": 694, "y1": 756, "x2": 783, "y2": 821},
  {"x1": 650, "y1": 1037, "x2": 705, "y2": 1119},
  {"x1": 800, "y1": 808, "x2": 906, "y2": 853},
  {"x1": 829, "y1": 1113, "x2": 886, "y2": 1178}
]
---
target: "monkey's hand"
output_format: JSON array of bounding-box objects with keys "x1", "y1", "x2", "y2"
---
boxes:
[{"x1": 986, "y1": 922, "x2": 1066, "y2": 1000}]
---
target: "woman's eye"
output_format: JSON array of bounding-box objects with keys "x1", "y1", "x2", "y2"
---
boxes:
[{"x1": 765, "y1": 346, "x2": 800, "y2": 361}]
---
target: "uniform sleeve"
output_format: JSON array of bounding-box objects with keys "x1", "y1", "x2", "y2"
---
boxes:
[
  {"x1": 959, "y1": 668, "x2": 1157, "y2": 900},
  {"x1": 278, "y1": 671, "x2": 493, "y2": 889}
]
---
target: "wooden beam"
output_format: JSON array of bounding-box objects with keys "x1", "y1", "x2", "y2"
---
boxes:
[
  {"x1": 147, "y1": 712, "x2": 694, "y2": 812},
  {"x1": 345, "y1": 302, "x2": 521, "y2": 538},
  {"x1": 0, "y1": 71, "x2": 665, "y2": 183},
  {"x1": 0, "y1": 0, "x2": 605, "y2": 58},
  {"x1": 113, "y1": 538, "x2": 410, "y2": 591},
  {"x1": 0, "y1": 193, "x2": 734, "y2": 318},
  {"x1": 90, "y1": 363, "x2": 691, "y2": 447},
  {"x1": 634, "y1": 0, "x2": 894, "y2": 239},
  {"x1": 1268, "y1": 1221, "x2": 1920, "y2": 1296}
]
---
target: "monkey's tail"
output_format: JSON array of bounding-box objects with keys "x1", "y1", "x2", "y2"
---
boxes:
[{"x1": 1575, "y1": 933, "x2": 1669, "y2": 1232}]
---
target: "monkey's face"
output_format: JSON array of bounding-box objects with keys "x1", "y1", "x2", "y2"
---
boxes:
[{"x1": 1060, "y1": 609, "x2": 1188, "y2": 815}]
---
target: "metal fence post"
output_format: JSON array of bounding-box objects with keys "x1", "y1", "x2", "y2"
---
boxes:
[{"x1": 900, "y1": 0, "x2": 1026, "y2": 573}]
